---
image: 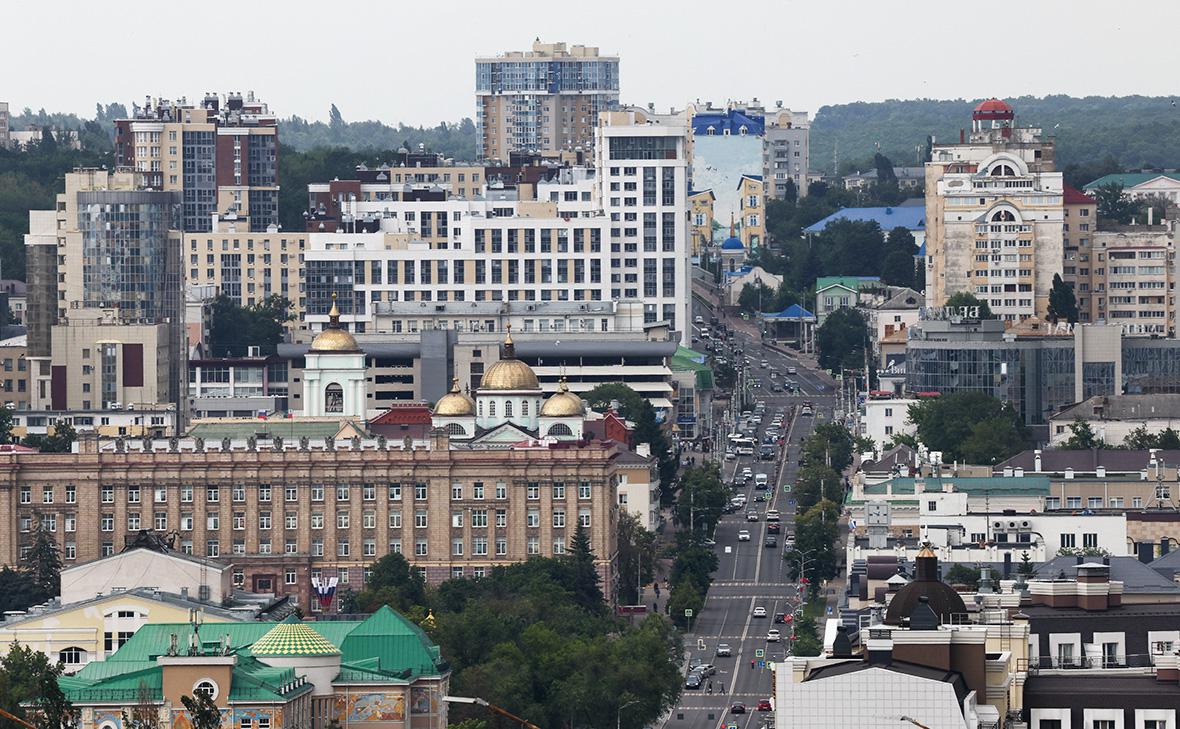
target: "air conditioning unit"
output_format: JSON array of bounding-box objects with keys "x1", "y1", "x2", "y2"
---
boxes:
[
  {"x1": 993, "y1": 520, "x2": 1005, "y2": 531},
  {"x1": 1021, "y1": 520, "x2": 1031, "y2": 529},
  {"x1": 1008, "y1": 521, "x2": 1018, "y2": 530}
]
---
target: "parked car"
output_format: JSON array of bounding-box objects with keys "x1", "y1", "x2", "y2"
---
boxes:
[
  {"x1": 716, "y1": 643, "x2": 732, "y2": 657},
  {"x1": 753, "y1": 606, "x2": 767, "y2": 618},
  {"x1": 696, "y1": 663, "x2": 716, "y2": 678},
  {"x1": 766, "y1": 629, "x2": 781, "y2": 642}
]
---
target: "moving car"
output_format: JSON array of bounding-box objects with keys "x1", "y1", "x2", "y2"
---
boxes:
[
  {"x1": 766, "y1": 629, "x2": 781, "y2": 642},
  {"x1": 746, "y1": 510, "x2": 760, "y2": 522},
  {"x1": 767, "y1": 522, "x2": 781, "y2": 534},
  {"x1": 757, "y1": 699, "x2": 773, "y2": 712},
  {"x1": 696, "y1": 663, "x2": 716, "y2": 678},
  {"x1": 764, "y1": 535, "x2": 777, "y2": 548},
  {"x1": 787, "y1": 366, "x2": 797, "y2": 375},
  {"x1": 716, "y1": 643, "x2": 732, "y2": 657},
  {"x1": 695, "y1": 315, "x2": 705, "y2": 325},
  {"x1": 760, "y1": 359, "x2": 769, "y2": 368},
  {"x1": 737, "y1": 530, "x2": 751, "y2": 541},
  {"x1": 730, "y1": 704, "x2": 746, "y2": 715},
  {"x1": 753, "y1": 606, "x2": 767, "y2": 618},
  {"x1": 684, "y1": 672, "x2": 703, "y2": 689},
  {"x1": 774, "y1": 613, "x2": 787, "y2": 624},
  {"x1": 766, "y1": 509, "x2": 780, "y2": 522}
]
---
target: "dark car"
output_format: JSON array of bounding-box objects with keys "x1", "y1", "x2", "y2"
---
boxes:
[
  {"x1": 757, "y1": 699, "x2": 773, "y2": 712},
  {"x1": 684, "y1": 672, "x2": 703, "y2": 690},
  {"x1": 767, "y1": 522, "x2": 781, "y2": 534},
  {"x1": 774, "y1": 612, "x2": 787, "y2": 624},
  {"x1": 764, "y1": 535, "x2": 777, "y2": 548},
  {"x1": 730, "y1": 704, "x2": 746, "y2": 715}
]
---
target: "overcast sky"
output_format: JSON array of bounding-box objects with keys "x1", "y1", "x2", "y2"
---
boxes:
[{"x1": 7, "y1": 0, "x2": 1179, "y2": 126}]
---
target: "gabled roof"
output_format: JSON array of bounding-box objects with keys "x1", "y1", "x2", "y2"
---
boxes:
[
  {"x1": 691, "y1": 108, "x2": 766, "y2": 136},
  {"x1": 816, "y1": 275, "x2": 880, "y2": 293},
  {"x1": 804, "y1": 206, "x2": 926, "y2": 234},
  {"x1": 877, "y1": 287, "x2": 924, "y2": 310},
  {"x1": 688, "y1": 188, "x2": 715, "y2": 201},
  {"x1": 1062, "y1": 184, "x2": 1096, "y2": 205},
  {"x1": 861, "y1": 443, "x2": 916, "y2": 474},
  {"x1": 1084, "y1": 172, "x2": 1180, "y2": 191},
  {"x1": 761, "y1": 303, "x2": 815, "y2": 321},
  {"x1": 737, "y1": 174, "x2": 763, "y2": 185},
  {"x1": 369, "y1": 404, "x2": 433, "y2": 426}
]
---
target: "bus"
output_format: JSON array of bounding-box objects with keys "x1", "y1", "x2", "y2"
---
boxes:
[{"x1": 728, "y1": 434, "x2": 756, "y2": 456}]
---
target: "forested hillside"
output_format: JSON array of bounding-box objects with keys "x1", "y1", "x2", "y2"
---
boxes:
[{"x1": 811, "y1": 95, "x2": 1180, "y2": 175}]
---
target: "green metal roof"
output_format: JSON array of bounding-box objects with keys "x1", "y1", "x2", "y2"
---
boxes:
[
  {"x1": 185, "y1": 419, "x2": 365, "y2": 440},
  {"x1": 61, "y1": 608, "x2": 447, "y2": 703},
  {"x1": 815, "y1": 276, "x2": 881, "y2": 294},
  {"x1": 861, "y1": 476, "x2": 1051, "y2": 497},
  {"x1": 1083, "y1": 172, "x2": 1180, "y2": 191},
  {"x1": 670, "y1": 347, "x2": 714, "y2": 391}
]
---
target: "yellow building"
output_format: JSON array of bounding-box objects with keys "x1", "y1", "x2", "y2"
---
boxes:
[
  {"x1": 689, "y1": 189, "x2": 715, "y2": 258},
  {"x1": 737, "y1": 174, "x2": 765, "y2": 249},
  {"x1": 0, "y1": 589, "x2": 244, "y2": 673}
]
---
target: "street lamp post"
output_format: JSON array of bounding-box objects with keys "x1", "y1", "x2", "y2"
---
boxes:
[{"x1": 617, "y1": 698, "x2": 640, "y2": 729}]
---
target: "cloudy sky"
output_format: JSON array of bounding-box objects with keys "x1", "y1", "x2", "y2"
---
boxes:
[{"x1": 7, "y1": 0, "x2": 1179, "y2": 125}]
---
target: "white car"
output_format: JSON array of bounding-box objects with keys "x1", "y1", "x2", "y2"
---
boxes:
[
  {"x1": 766, "y1": 510, "x2": 780, "y2": 522},
  {"x1": 753, "y1": 606, "x2": 767, "y2": 618},
  {"x1": 787, "y1": 366, "x2": 797, "y2": 375},
  {"x1": 737, "y1": 530, "x2": 751, "y2": 542},
  {"x1": 767, "y1": 629, "x2": 781, "y2": 642}
]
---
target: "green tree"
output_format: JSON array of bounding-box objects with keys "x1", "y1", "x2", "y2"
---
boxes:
[
  {"x1": 1017, "y1": 552, "x2": 1035, "y2": 576},
  {"x1": 179, "y1": 690, "x2": 221, "y2": 729},
  {"x1": 350, "y1": 552, "x2": 426, "y2": 613},
  {"x1": 674, "y1": 465, "x2": 728, "y2": 537},
  {"x1": 943, "y1": 291, "x2": 995, "y2": 319},
  {"x1": 0, "y1": 407, "x2": 12, "y2": 444},
  {"x1": 791, "y1": 612, "x2": 822, "y2": 656},
  {"x1": 23, "y1": 422, "x2": 76, "y2": 453},
  {"x1": 666, "y1": 579, "x2": 703, "y2": 631},
  {"x1": 583, "y1": 383, "x2": 676, "y2": 495},
  {"x1": 793, "y1": 463, "x2": 842, "y2": 513},
  {"x1": 207, "y1": 295, "x2": 293, "y2": 357},
  {"x1": 616, "y1": 511, "x2": 656, "y2": 605},
  {"x1": 1158, "y1": 428, "x2": 1180, "y2": 449},
  {"x1": 0, "y1": 568, "x2": 43, "y2": 614},
  {"x1": 908, "y1": 391, "x2": 1029, "y2": 464},
  {"x1": 669, "y1": 532, "x2": 718, "y2": 597},
  {"x1": 1124, "y1": 425, "x2": 1158, "y2": 449},
  {"x1": 566, "y1": 523, "x2": 604, "y2": 614},
  {"x1": 1061, "y1": 417, "x2": 1105, "y2": 450},
  {"x1": 1047, "y1": 274, "x2": 1079, "y2": 324},
  {"x1": 1093, "y1": 182, "x2": 1140, "y2": 224},
  {"x1": 944, "y1": 564, "x2": 981, "y2": 589},
  {"x1": 0, "y1": 642, "x2": 77, "y2": 729},
  {"x1": 815, "y1": 307, "x2": 869, "y2": 372},
  {"x1": 737, "y1": 281, "x2": 775, "y2": 314},
  {"x1": 25, "y1": 521, "x2": 61, "y2": 600},
  {"x1": 713, "y1": 361, "x2": 736, "y2": 390}
]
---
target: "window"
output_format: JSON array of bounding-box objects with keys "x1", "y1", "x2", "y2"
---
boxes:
[
  {"x1": 181, "y1": 486, "x2": 193, "y2": 503},
  {"x1": 154, "y1": 488, "x2": 167, "y2": 504},
  {"x1": 206, "y1": 486, "x2": 219, "y2": 503},
  {"x1": 452, "y1": 538, "x2": 464, "y2": 556},
  {"x1": 42, "y1": 487, "x2": 54, "y2": 504},
  {"x1": 233, "y1": 485, "x2": 246, "y2": 502},
  {"x1": 496, "y1": 509, "x2": 507, "y2": 528},
  {"x1": 285, "y1": 570, "x2": 296, "y2": 585},
  {"x1": 1083, "y1": 533, "x2": 1098, "y2": 549},
  {"x1": 415, "y1": 509, "x2": 428, "y2": 528},
  {"x1": 312, "y1": 485, "x2": 325, "y2": 501},
  {"x1": 58, "y1": 647, "x2": 85, "y2": 666},
  {"x1": 452, "y1": 483, "x2": 463, "y2": 500},
  {"x1": 338, "y1": 541, "x2": 350, "y2": 557},
  {"x1": 101, "y1": 514, "x2": 114, "y2": 532},
  {"x1": 415, "y1": 539, "x2": 428, "y2": 556},
  {"x1": 336, "y1": 485, "x2": 350, "y2": 502},
  {"x1": 65, "y1": 516, "x2": 76, "y2": 533},
  {"x1": 258, "y1": 486, "x2": 271, "y2": 502},
  {"x1": 927, "y1": 500, "x2": 937, "y2": 511},
  {"x1": 193, "y1": 680, "x2": 218, "y2": 700},
  {"x1": 579, "y1": 508, "x2": 591, "y2": 528},
  {"x1": 527, "y1": 510, "x2": 540, "y2": 528},
  {"x1": 473, "y1": 482, "x2": 485, "y2": 500},
  {"x1": 415, "y1": 484, "x2": 428, "y2": 500},
  {"x1": 66, "y1": 486, "x2": 76, "y2": 504},
  {"x1": 1088, "y1": 497, "x2": 1103, "y2": 509},
  {"x1": 1060, "y1": 533, "x2": 1076, "y2": 549},
  {"x1": 553, "y1": 538, "x2": 566, "y2": 555},
  {"x1": 207, "y1": 540, "x2": 220, "y2": 558},
  {"x1": 553, "y1": 509, "x2": 566, "y2": 528},
  {"x1": 496, "y1": 537, "x2": 508, "y2": 555},
  {"x1": 311, "y1": 513, "x2": 324, "y2": 530},
  {"x1": 207, "y1": 514, "x2": 220, "y2": 530},
  {"x1": 286, "y1": 486, "x2": 299, "y2": 502},
  {"x1": 324, "y1": 383, "x2": 344, "y2": 413},
  {"x1": 579, "y1": 482, "x2": 592, "y2": 500},
  {"x1": 527, "y1": 484, "x2": 540, "y2": 500},
  {"x1": 1066, "y1": 496, "x2": 1081, "y2": 509},
  {"x1": 471, "y1": 509, "x2": 488, "y2": 528},
  {"x1": 101, "y1": 486, "x2": 113, "y2": 503},
  {"x1": 527, "y1": 536, "x2": 540, "y2": 555},
  {"x1": 127, "y1": 486, "x2": 140, "y2": 504},
  {"x1": 363, "y1": 484, "x2": 376, "y2": 501},
  {"x1": 496, "y1": 482, "x2": 507, "y2": 500},
  {"x1": 337, "y1": 511, "x2": 350, "y2": 529},
  {"x1": 312, "y1": 539, "x2": 324, "y2": 556},
  {"x1": 259, "y1": 511, "x2": 272, "y2": 530},
  {"x1": 363, "y1": 511, "x2": 376, "y2": 529}
]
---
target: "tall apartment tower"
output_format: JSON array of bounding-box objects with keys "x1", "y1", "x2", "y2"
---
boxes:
[
  {"x1": 762, "y1": 105, "x2": 810, "y2": 200},
  {"x1": 475, "y1": 40, "x2": 619, "y2": 161},
  {"x1": 924, "y1": 99, "x2": 1063, "y2": 322},
  {"x1": 24, "y1": 170, "x2": 187, "y2": 429},
  {"x1": 596, "y1": 107, "x2": 691, "y2": 342},
  {"x1": 114, "y1": 92, "x2": 279, "y2": 233}
]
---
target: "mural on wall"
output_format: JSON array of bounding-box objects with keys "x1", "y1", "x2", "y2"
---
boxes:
[
  {"x1": 345, "y1": 692, "x2": 406, "y2": 722},
  {"x1": 232, "y1": 708, "x2": 275, "y2": 729},
  {"x1": 410, "y1": 687, "x2": 434, "y2": 715},
  {"x1": 94, "y1": 711, "x2": 124, "y2": 729},
  {"x1": 171, "y1": 708, "x2": 230, "y2": 729},
  {"x1": 691, "y1": 135, "x2": 762, "y2": 231}
]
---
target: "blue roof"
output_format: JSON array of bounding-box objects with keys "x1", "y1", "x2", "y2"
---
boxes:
[
  {"x1": 692, "y1": 109, "x2": 766, "y2": 136},
  {"x1": 762, "y1": 304, "x2": 816, "y2": 321},
  {"x1": 917, "y1": 241, "x2": 926, "y2": 257},
  {"x1": 803, "y1": 206, "x2": 926, "y2": 235},
  {"x1": 738, "y1": 174, "x2": 763, "y2": 184},
  {"x1": 720, "y1": 236, "x2": 745, "y2": 250}
]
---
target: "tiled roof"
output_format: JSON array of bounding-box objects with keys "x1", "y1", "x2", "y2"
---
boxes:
[
  {"x1": 804, "y1": 206, "x2": 926, "y2": 234},
  {"x1": 251, "y1": 621, "x2": 341, "y2": 656},
  {"x1": 369, "y1": 404, "x2": 433, "y2": 426},
  {"x1": 1062, "y1": 184, "x2": 1096, "y2": 205}
]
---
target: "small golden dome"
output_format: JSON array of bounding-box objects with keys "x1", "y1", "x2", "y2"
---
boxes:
[
  {"x1": 541, "y1": 378, "x2": 585, "y2": 417},
  {"x1": 310, "y1": 294, "x2": 359, "y2": 353},
  {"x1": 434, "y1": 378, "x2": 476, "y2": 416},
  {"x1": 479, "y1": 326, "x2": 540, "y2": 391}
]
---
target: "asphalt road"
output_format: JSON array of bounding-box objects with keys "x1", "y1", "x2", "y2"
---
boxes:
[{"x1": 667, "y1": 301, "x2": 836, "y2": 729}]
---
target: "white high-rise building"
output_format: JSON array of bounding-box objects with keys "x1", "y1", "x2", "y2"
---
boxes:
[{"x1": 595, "y1": 108, "x2": 692, "y2": 342}]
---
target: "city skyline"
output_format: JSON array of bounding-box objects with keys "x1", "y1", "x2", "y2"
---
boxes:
[{"x1": 6, "y1": 0, "x2": 1180, "y2": 127}]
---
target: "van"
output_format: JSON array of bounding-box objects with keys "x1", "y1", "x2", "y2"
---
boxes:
[{"x1": 754, "y1": 473, "x2": 769, "y2": 489}]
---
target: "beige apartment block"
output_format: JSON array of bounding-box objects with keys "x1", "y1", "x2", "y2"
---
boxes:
[
  {"x1": 1076, "y1": 226, "x2": 1175, "y2": 335},
  {"x1": 738, "y1": 174, "x2": 765, "y2": 249},
  {"x1": 0, "y1": 333, "x2": 28, "y2": 411}
]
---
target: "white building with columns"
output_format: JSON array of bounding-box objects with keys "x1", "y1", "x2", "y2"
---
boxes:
[{"x1": 302, "y1": 296, "x2": 366, "y2": 418}]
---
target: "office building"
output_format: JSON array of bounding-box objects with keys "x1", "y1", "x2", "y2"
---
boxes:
[
  {"x1": 905, "y1": 317, "x2": 1180, "y2": 425},
  {"x1": 762, "y1": 105, "x2": 811, "y2": 200},
  {"x1": 596, "y1": 107, "x2": 692, "y2": 339},
  {"x1": 24, "y1": 169, "x2": 187, "y2": 428},
  {"x1": 189, "y1": 353, "x2": 289, "y2": 418},
  {"x1": 115, "y1": 92, "x2": 279, "y2": 233},
  {"x1": 0, "y1": 101, "x2": 9, "y2": 148},
  {"x1": 924, "y1": 99, "x2": 1063, "y2": 321},
  {"x1": 475, "y1": 40, "x2": 619, "y2": 161}
]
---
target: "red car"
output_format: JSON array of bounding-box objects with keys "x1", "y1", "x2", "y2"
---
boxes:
[{"x1": 757, "y1": 699, "x2": 773, "y2": 712}]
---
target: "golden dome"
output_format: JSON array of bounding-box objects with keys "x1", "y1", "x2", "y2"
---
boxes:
[
  {"x1": 479, "y1": 326, "x2": 540, "y2": 391},
  {"x1": 541, "y1": 378, "x2": 585, "y2": 417},
  {"x1": 309, "y1": 295, "x2": 359, "y2": 353},
  {"x1": 434, "y1": 378, "x2": 476, "y2": 416}
]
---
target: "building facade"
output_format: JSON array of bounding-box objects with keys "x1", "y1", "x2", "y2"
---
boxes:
[
  {"x1": 115, "y1": 92, "x2": 279, "y2": 233},
  {"x1": 475, "y1": 40, "x2": 619, "y2": 161},
  {"x1": 24, "y1": 170, "x2": 187, "y2": 428},
  {"x1": 0, "y1": 333, "x2": 27, "y2": 411},
  {"x1": 925, "y1": 99, "x2": 1063, "y2": 321},
  {"x1": 762, "y1": 106, "x2": 811, "y2": 200},
  {"x1": 596, "y1": 108, "x2": 692, "y2": 340},
  {"x1": 737, "y1": 175, "x2": 764, "y2": 249}
]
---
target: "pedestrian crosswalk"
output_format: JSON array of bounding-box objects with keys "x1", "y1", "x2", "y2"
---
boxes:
[{"x1": 712, "y1": 580, "x2": 794, "y2": 587}]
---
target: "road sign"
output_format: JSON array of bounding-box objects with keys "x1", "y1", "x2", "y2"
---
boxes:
[
  {"x1": 684, "y1": 609, "x2": 694, "y2": 618},
  {"x1": 758, "y1": 660, "x2": 765, "y2": 668},
  {"x1": 755, "y1": 648, "x2": 765, "y2": 658},
  {"x1": 724, "y1": 546, "x2": 732, "y2": 554}
]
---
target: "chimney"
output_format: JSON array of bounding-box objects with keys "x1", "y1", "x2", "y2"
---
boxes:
[
  {"x1": 960, "y1": 128, "x2": 965, "y2": 143},
  {"x1": 1015, "y1": 468, "x2": 1024, "y2": 478},
  {"x1": 180, "y1": 587, "x2": 189, "y2": 600},
  {"x1": 1034, "y1": 449, "x2": 1042, "y2": 472}
]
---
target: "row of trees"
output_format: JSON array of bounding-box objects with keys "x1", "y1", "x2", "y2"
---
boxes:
[
  {"x1": 1061, "y1": 418, "x2": 1180, "y2": 451},
  {"x1": 906, "y1": 391, "x2": 1031, "y2": 465},
  {"x1": 788, "y1": 424, "x2": 857, "y2": 596},
  {"x1": 667, "y1": 464, "x2": 726, "y2": 629},
  {"x1": 342, "y1": 548, "x2": 682, "y2": 729}
]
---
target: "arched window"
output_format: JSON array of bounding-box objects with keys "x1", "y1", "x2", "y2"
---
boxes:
[
  {"x1": 324, "y1": 383, "x2": 344, "y2": 413},
  {"x1": 488, "y1": 401, "x2": 497, "y2": 418},
  {"x1": 58, "y1": 647, "x2": 86, "y2": 666},
  {"x1": 522, "y1": 400, "x2": 529, "y2": 416},
  {"x1": 548, "y1": 423, "x2": 573, "y2": 437},
  {"x1": 989, "y1": 163, "x2": 1016, "y2": 177},
  {"x1": 445, "y1": 423, "x2": 466, "y2": 436},
  {"x1": 193, "y1": 679, "x2": 219, "y2": 700},
  {"x1": 504, "y1": 401, "x2": 514, "y2": 417},
  {"x1": 991, "y1": 210, "x2": 1016, "y2": 222}
]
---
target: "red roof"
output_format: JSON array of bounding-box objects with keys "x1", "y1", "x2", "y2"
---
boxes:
[
  {"x1": 973, "y1": 99, "x2": 1014, "y2": 120},
  {"x1": 974, "y1": 98, "x2": 1013, "y2": 113},
  {"x1": 368, "y1": 403, "x2": 433, "y2": 426},
  {"x1": 1063, "y1": 184, "x2": 1096, "y2": 206}
]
